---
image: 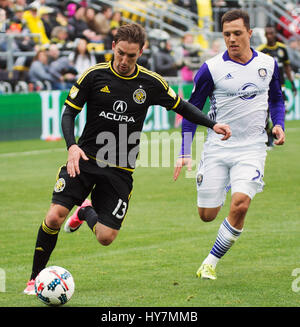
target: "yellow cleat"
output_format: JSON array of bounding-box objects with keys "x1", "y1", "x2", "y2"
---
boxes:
[{"x1": 196, "y1": 264, "x2": 217, "y2": 280}]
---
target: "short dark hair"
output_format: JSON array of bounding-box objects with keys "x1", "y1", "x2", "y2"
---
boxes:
[
  {"x1": 113, "y1": 23, "x2": 146, "y2": 50},
  {"x1": 221, "y1": 9, "x2": 250, "y2": 30},
  {"x1": 265, "y1": 24, "x2": 276, "y2": 30}
]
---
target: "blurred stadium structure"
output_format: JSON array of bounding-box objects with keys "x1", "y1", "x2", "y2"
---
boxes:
[
  {"x1": 0, "y1": 0, "x2": 299, "y2": 141},
  {"x1": 0, "y1": 0, "x2": 299, "y2": 94}
]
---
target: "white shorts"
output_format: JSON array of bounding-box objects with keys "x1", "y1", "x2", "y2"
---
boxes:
[{"x1": 196, "y1": 144, "x2": 267, "y2": 208}]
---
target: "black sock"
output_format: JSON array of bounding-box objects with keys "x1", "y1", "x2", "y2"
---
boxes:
[
  {"x1": 30, "y1": 221, "x2": 59, "y2": 280},
  {"x1": 78, "y1": 206, "x2": 98, "y2": 233}
]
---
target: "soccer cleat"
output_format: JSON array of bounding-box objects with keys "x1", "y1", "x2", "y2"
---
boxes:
[
  {"x1": 196, "y1": 264, "x2": 217, "y2": 280},
  {"x1": 64, "y1": 199, "x2": 92, "y2": 233},
  {"x1": 23, "y1": 279, "x2": 36, "y2": 295}
]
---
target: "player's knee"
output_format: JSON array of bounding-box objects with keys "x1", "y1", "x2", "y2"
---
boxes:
[
  {"x1": 45, "y1": 206, "x2": 69, "y2": 229},
  {"x1": 231, "y1": 199, "x2": 250, "y2": 218},
  {"x1": 198, "y1": 208, "x2": 218, "y2": 222},
  {"x1": 97, "y1": 236, "x2": 115, "y2": 246},
  {"x1": 97, "y1": 236, "x2": 113, "y2": 246},
  {"x1": 96, "y1": 231, "x2": 117, "y2": 246},
  {"x1": 199, "y1": 214, "x2": 216, "y2": 222},
  {"x1": 232, "y1": 194, "x2": 250, "y2": 210},
  {"x1": 234, "y1": 203, "x2": 249, "y2": 217},
  {"x1": 45, "y1": 217, "x2": 62, "y2": 230}
]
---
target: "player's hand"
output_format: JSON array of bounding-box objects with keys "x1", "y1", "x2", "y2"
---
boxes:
[
  {"x1": 213, "y1": 123, "x2": 231, "y2": 140},
  {"x1": 67, "y1": 144, "x2": 89, "y2": 177},
  {"x1": 173, "y1": 157, "x2": 192, "y2": 181},
  {"x1": 272, "y1": 125, "x2": 285, "y2": 145}
]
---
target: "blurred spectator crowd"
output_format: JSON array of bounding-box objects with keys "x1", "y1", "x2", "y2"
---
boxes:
[
  {"x1": 0, "y1": 0, "x2": 123, "y2": 92},
  {"x1": 0, "y1": 0, "x2": 299, "y2": 94},
  {"x1": 0, "y1": 0, "x2": 208, "y2": 93}
]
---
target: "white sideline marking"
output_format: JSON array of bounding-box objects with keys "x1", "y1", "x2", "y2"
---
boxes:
[
  {"x1": 0, "y1": 135, "x2": 183, "y2": 158},
  {"x1": 0, "y1": 148, "x2": 66, "y2": 158},
  {"x1": 0, "y1": 127, "x2": 298, "y2": 158}
]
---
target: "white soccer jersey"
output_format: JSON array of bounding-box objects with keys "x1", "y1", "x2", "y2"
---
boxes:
[{"x1": 180, "y1": 49, "x2": 285, "y2": 154}]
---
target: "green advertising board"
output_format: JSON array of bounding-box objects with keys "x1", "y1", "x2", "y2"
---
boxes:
[{"x1": 0, "y1": 80, "x2": 299, "y2": 141}]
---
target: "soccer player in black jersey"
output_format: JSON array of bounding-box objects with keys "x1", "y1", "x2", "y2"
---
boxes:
[
  {"x1": 257, "y1": 25, "x2": 297, "y2": 148},
  {"x1": 257, "y1": 25, "x2": 297, "y2": 95},
  {"x1": 24, "y1": 23, "x2": 231, "y2": 294}
]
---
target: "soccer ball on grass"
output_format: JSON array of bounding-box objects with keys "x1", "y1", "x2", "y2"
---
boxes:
[{"x1": 34, "y1": 266, "x2": 75, "y2": 306}]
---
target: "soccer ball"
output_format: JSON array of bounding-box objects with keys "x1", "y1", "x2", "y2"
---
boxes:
[{"x1": 35, "y1": 266, "x2": 75, "y2": 306}]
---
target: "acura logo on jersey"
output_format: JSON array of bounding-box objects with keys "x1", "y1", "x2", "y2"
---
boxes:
[
  {"x1": 100, "y1": 100, "x2": 134, "y2": 123},
  {"x1": 113, "y1": 100, "x2": 127, "y2": 114},
  {"x1": 99, "y1": 111, "x2": 135, "y2": 123}
]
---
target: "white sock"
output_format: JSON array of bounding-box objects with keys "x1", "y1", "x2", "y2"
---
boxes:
[
  {"x1": 203, "y1": 253, "x2": 219, "y2": 269},
  {"x1": 203, "y1": 217, "x2": 243, "y2": 269}
]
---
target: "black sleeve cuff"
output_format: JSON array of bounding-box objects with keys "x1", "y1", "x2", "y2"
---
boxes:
[{"x1": 174, "y1": 100, "x2": 216, "y2": 129}]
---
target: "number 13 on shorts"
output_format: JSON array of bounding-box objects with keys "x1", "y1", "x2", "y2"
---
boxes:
[{"x1": 112, "y1": 198, "x2": 128, "y2": 219}]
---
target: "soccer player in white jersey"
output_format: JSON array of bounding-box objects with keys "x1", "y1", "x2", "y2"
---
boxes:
[{"x1": 173, "y1": 9, "x2": 285, "y2": 280}]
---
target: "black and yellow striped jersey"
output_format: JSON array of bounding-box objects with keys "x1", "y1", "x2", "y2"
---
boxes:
[
  {"x1": 64, "y1": 61, "x2": 181, "y2": 171},
  {"x1": 256, "y1": 42, "x2": 290, "y2": 85}
]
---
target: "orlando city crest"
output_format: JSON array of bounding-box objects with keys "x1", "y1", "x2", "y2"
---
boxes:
[
  {"x1": 258, "y1": 68, "x2": 267, "y2": 79},
  {"x1": 196, "y1": 173, "x2": 203, "y2": 187}
]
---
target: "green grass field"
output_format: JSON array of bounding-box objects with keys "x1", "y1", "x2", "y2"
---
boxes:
[{"x1": 0, "y1": 120, "x2": 300, "y2": 307}]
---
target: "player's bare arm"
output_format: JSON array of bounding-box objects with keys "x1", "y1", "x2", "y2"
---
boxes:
[
  {"x1": 173, "y1": 157, "x2": 192, "y2": 181},
  {"x1": 173, "y1": 101, "x2": 231, "y2": 181},
  {"x1": 173, "y1": 123, "x2": 231, "y2": 181}
]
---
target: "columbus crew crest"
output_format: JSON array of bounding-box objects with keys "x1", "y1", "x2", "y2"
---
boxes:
[
  {"x1": 54, "y1": 178, "x2": 66, "y2": 193},
  {"x1": 133, "y1": 88, "x2": 146, "y2": 104}
]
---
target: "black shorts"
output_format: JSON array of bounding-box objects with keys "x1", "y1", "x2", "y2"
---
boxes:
[{"x1": 52, "y1": 159, "x2": 133, "y2": 230}]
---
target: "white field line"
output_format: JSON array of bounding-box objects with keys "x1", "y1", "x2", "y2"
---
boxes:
[
  {"x1": 0, "y1": 135, "x2": 184, "y2": 158},
  {"x1": 0, "y1": 148, "x2": 66, "y2": 158},
  {"x1": 3, "y1": 235, "x2": 201, "y2": 275},
  {"x1": 0, "y1": 127, "x2": 298, "y2": 158}
]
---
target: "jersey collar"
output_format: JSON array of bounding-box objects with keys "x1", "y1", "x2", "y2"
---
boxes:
[
  {"x1": 109, "y1": 61, "x2": 140, "y2": 79},
  {"x1": 222, "y1": 48, "x2": 258, "y2": 66},
  {"x1": 264, "y1": 42, "x2": 281, "y2": 50}
]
